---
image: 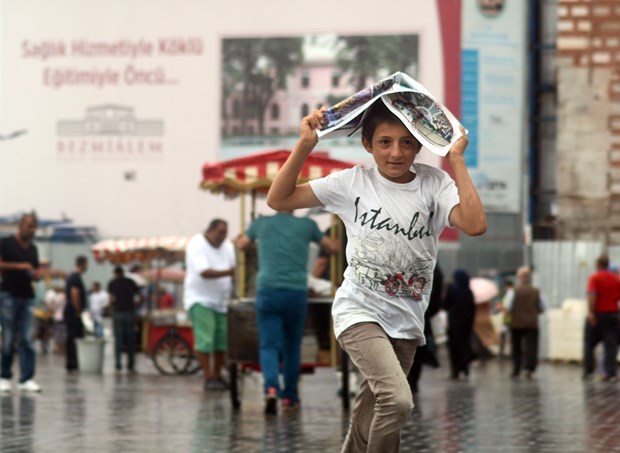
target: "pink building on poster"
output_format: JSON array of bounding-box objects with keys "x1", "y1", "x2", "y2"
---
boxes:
[
  {"x1": 222, "y1": 36, "x2": 366, "y2": 138},
  {"x1": 223, "y1": 64, "x2": 354, "y2": 138}
]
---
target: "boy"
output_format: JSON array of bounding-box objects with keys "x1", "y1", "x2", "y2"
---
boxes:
[{"x1": 268, "y1": 101, "x2": 485, "y2": 453}]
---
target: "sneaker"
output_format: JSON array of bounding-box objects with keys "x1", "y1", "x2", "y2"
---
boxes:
[
  {"x1": 0, "y1": 379, "x2": 11, "y2": 393},
  {"x1": 282, "y1": 398, "x2": 300, "y2": 413},
  {"x1": 265, "y1": 387, "x2": 278, "y2": 415},
  {"x1": 18, "y1": 380, "x2": 42, "y2": 393}
]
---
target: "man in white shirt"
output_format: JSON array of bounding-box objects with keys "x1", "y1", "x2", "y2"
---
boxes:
[{"x1": 184, "y1": 219, "x2": 236, "y2": 391}]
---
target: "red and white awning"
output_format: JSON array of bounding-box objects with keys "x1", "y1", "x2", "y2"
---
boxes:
[
  {"x1": 201, "y1": 149, "x2": 356, "y2": 196},
  {"x1": 91, "y1": 236, "x2": 189, "y2": 264}
]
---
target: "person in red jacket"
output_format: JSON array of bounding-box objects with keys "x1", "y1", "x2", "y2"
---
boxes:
[{"x1": 583, "y1": 255, "x2": 620, "y2": 381}]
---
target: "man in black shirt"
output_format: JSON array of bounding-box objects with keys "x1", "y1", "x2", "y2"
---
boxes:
[
  {"x1": 64, "y1": 255, "x2": 88, "y2": 372},
  {"x1": 108, "y1": 266, "x2": 141, "y2": 372},
  {"x1": 0, "y1": 214, "x2": 42, "y2": 392}
]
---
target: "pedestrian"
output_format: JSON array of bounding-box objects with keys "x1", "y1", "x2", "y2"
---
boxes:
[
  {"x1": 64, "y1": 255, "x2": 88, "y2": 372},
  {"x1": 108, "y1": 266, "x2": 141, "y2": 373},
  {"x1": 505, "y1": 266, "x2": 545, "y2": 379},
  {"x1": 497, "y1": 278, "x2": 514, "y2": 359},
  {"x1": 407, "y1": 264, "x2": 444, "y2": 393},
  {"x1": 184, "y1": 219, "x2": 236, "y2": 391},
  {"x1": 89, "y1": 281, "x2": 108, "y2": 338},
  {"x1": 444, "y1": 269, "x2": 475, "y2": 380},
  {"x1": 267, "y1": 101, "x2": 486, "y2": 452},
  {"x1": 236, "y1": 210, "x2": 338, "y2": 414},
  {"x1": 0, "y1": 213, "x2": 44, "y2": 392},
  {"x1": 583, "y1": 255, "x2": 620, "y2": 381}
]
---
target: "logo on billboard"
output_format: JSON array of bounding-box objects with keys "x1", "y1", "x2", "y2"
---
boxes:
[
  {"x1": 56, "y1": 104, "x2": 164, "y2": 158},
  {"x1": 478, "y1": 0, "x2": 504, "y2": 17}
]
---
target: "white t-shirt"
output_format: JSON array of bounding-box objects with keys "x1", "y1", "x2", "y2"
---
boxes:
[
  {"x1": 183, "y1": 234, "x2": 236, "y2": 313},
  {"x1": 89, "y1": 290, "x2": 109, "y2": 322},
  {"x1": 45, "y1": 289, "x2": 66, "y2": 322},
  {"x1": 309, "y1": 164, "x2": 460, "y2": 342}
]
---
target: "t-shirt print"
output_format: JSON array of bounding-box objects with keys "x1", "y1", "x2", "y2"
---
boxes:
[{"x1": 348, "y1": 195, "x2": 435, "y2": 301}]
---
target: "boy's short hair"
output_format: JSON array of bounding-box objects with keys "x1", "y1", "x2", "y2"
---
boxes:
[{"x1": 361, "y1": 102, "x2": 421, "y2": 151}]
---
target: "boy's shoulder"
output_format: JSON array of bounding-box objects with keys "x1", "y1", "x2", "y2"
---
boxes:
[
  {"x1": 413, "y1": 163, "x2": 453, "y2": 186},
  {"x1": 413, "y1": 162, "x2": 449, "y2": 178}
]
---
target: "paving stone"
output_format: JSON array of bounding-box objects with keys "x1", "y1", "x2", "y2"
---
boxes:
[{"x1": 0, "y1": 349, "x2": 619, "y2": 452}]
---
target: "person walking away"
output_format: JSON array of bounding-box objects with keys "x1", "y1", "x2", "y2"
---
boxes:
[
  {"x1": 444, "y1": 270, "x2": 475, "y2": 380},
  {"x1": 89, "y1": 281, "x2": 108, "y2": 338},
  {"x1": 64, "y1": 255, "x2": 88, "y2": 372},
  {"x1": 236, "y1": 210, "x2": 338, "y2": 414},
  {"x1": 0, "y1": 213, "x2": 45, "y2": 392},
  {"x1": 407, "y1": 264, "x2": 444, "y2": 393},
  {"x1": 583, "y1": 255, "x2": 620, "y2": 381},
  {"x1": 108, "y1": 266, "x2": 141, "y2": 373},
  {"x1": 266, "y1": 102, "x2": 486, "y2": 452},
  {"x1": 505, "y1": 266, "x2": 545, "y2": 379},
  {"x1": 184, "y1": 219, "x2": 236, "y2": 391}
]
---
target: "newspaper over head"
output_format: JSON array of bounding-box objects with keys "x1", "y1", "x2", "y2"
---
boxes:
[{"x1": 317, "y1": 71, "x2": 464, "y2": 157}]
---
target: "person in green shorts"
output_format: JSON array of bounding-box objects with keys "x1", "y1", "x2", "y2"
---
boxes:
[{"x1": 184, "y1": 219, "x2": 236, "y2": 391}]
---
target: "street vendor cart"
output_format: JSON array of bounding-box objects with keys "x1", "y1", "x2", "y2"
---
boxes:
[
  {"x1": 91, "y1": 236, "x2": 200, "y2": 375},
  {"x1": 201, "y1": 149, "x2": 355, "y2": 409}
]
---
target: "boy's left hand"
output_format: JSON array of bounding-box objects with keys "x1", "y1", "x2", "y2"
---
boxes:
[
  {"x1": 448, "y1": 127, "x2": 469, "y2": 158},
  {"x1": 299, "y1": 108, "x2": 327, "y2": 147}
]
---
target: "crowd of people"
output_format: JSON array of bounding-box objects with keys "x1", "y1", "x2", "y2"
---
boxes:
[{"x1": 0, "y1": 213, "x2": 174, "y2": 392}]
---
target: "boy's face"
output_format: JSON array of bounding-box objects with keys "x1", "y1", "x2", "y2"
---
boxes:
[{"x1": 363, "y1": 122, "x2": 421, "y2": 184}]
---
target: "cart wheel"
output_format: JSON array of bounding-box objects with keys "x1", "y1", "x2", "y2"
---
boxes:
[
  {"x1": 184, "y1": 354, "x2": 202, "y2": 375},
  {"x1": 229, "y1": 363, "x2": 241, "y2": 410},
  {"x1": 152, "y1": 334, "x2": 193, "y2": 375}
]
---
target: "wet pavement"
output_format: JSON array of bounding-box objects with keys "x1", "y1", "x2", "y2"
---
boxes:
[{"x1": 1, "y1": 345, "x2": 619, "y2": 453}]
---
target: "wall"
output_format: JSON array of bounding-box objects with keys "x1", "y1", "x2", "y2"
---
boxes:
[{"x1": 556, "y1": 0, "x2": 620, "y2": 243}]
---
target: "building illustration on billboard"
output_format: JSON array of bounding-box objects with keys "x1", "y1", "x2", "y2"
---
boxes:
[
  {"x1": 57, "y1": 104, "x2": 164, "y2": 137},
  {"x1": 56, "y1": 105, "x2": 164, "y2": 157}
]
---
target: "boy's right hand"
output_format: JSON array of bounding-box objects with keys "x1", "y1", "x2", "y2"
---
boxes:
[{"x1": 299, "y1": 108, "x2": 327, "y2": 147}]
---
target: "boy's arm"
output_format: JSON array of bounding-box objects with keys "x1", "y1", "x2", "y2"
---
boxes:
[
  {"x1": 447, "y1": 129, "x2": 487, "y2": 236},
  {"x1": 267, "y1": 109, "x2": 325, "y2": 211}
]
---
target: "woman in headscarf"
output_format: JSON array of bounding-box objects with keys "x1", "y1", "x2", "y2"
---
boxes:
[{"x1": 444, "y1": 270, "x2": 476, "y2": 379}]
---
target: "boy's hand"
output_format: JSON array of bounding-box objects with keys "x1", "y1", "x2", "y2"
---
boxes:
[
  {"x1": 299, "y1": 108, "x2": 327, "y2": 147},
  {"x1": 448, "y1": 127, "x2": 469, "y2": 159}
]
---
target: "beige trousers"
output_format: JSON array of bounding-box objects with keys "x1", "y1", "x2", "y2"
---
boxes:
[{"x1": 338, "y1": 322, "x2": 419, "y2": 453}]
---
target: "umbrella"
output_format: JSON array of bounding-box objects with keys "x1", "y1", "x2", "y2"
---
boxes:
[{"x1": 470, "y1": 277, "x2": 499, "y2": 304}]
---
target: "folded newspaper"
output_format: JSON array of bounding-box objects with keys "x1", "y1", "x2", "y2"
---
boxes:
[{"x1": 317, "y1": 71, "x2": 464, "y2": 157}]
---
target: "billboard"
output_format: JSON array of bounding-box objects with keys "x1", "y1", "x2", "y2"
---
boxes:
[
  {"x1": 461, "y1": 0, "x2": 527, "y2": 213},
  {"x1": 0, "y1": 0, "x2": 452, "y2": 237}
]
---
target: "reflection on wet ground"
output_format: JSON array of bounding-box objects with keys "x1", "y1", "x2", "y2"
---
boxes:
[{"x1": 1, "y1": 348, "x2": 619, "y2": 452}]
